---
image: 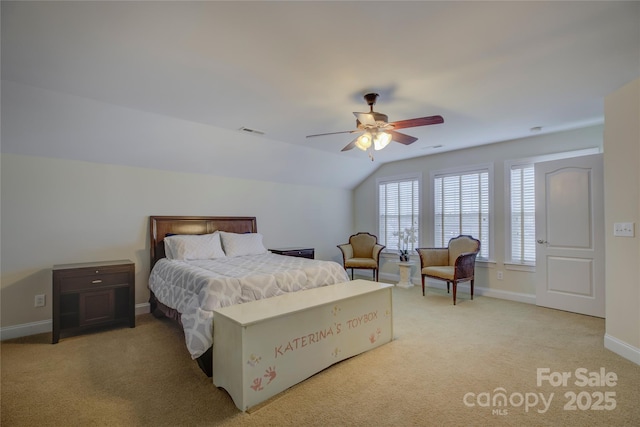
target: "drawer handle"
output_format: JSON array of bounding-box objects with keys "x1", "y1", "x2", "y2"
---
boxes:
[{"x1": 92, "y1": 280, "x2": 103, "y2": 284}]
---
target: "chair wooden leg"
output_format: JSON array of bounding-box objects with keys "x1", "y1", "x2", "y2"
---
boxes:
[
  {"x1": 447, "y1": 282, "x2": 450, "y2": 294},
  {"x1": 373, "y1": 269, "x2": 377, "y2": 282},
  {"x1": 452, "y1": 281, "x2": 457, "y2": 305},
  {"x1": 350, "y1": 269, "x2": 354, "y2": 280},
  {"x1": 421, "y1": 276, "x2": 425, "y2": 296},
  {"x1": 471, "y1": 279, "x2": 474, "y2": 300}
]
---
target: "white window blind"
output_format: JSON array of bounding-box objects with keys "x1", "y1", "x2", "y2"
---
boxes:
[
  {"x1": 434, "y1": 171, "x2": 489, "y2": 259},
  {"x1": 510, "y1": 165, "x2": 536, "y2": 264},
  {"x1": 378, "y1": 178, "x2": 419, "y2": 252}
]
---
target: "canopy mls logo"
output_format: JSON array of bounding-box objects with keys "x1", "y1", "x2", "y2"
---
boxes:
[
  {"x1": 463, "y1": 388, "x2": 553, "y2": 415},
  {"x1": 463, "y1": 367, "x2": 618, "y2": 416}
]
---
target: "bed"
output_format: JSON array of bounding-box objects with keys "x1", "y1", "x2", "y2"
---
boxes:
[{"x1": 147, "y1": 216, "x2": 350, "y2": 376}]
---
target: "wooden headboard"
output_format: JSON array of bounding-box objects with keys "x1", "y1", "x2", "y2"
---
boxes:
[{"x1": 149, "y1": 216, "x2": 257, "y2": 268}]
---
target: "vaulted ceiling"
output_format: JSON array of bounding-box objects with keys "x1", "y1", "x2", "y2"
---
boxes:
[{"x1": 2, "y1": 1, "x2": 639, "y2": 188}]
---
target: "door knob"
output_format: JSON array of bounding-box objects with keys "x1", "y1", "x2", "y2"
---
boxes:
[{"x1": 536, "y1": 239, "x2": 548, "y2": 244}]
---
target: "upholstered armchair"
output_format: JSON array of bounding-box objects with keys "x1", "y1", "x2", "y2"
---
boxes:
[
  {"x1": 337, "y1": 232, "x2": 385, "y2": 281},
  {"x1": 415, "y1": 235, "x2": 480, "y2": 305}
]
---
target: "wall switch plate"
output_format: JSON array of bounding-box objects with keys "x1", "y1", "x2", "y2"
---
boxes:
[
  {"x1": 613, "y1": 222, "x2": 635, "y2": 237},
  {"x1": 497, "y1": 270, "x2": 504, "y2": 280},
  {"x1": 34, "y1": 294, "x2": 46, "y2": 307}
]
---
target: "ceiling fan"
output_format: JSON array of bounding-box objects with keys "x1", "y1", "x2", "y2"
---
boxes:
[{"x1": 306, "y1": 93, "x2": 444, "y2": 160}]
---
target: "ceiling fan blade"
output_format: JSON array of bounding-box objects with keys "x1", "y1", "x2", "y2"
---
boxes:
[
  {"x1": 306, "y1": 130, "x2": 358, "y2": 138},
  {"x1": 341, "y1": 136, "x2": 360, "y2": 151},
  {"x1": 390, "y1": 115, "x2": 444, "y2": 130},
  {"x1": 389, "y1": 130, "x2": 418, "y2": 145},
  {"x1": 353, "y1": 112, "x2": 376, "y2": 127}
]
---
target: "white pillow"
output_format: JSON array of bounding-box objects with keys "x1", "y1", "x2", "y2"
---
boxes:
[
  {"x1": 220, "y1": 232, "x2": 267, "y2": 257},
  {"x1": 164, "y1": 232, "x2": 226, "y2": 260}
]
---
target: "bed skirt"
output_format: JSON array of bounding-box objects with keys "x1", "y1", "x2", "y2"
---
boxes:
[{"x1": 149, "y1": 291, "x2": 213, "y2": 377}]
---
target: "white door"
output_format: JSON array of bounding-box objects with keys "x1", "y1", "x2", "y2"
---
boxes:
[{"x1": 535, "y1": 154, "x2": 604, "y2": 317}]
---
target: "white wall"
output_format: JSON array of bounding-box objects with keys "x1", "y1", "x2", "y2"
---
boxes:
[
  {"x1": 353, "y1": 126, "x2": 604, "y2": 301},
  {"x1": 1, "y1": 80, "x2": 370, "y2": 189},
  {"x1": 0, "y1": 153, "x2": 353, "y2": 329},
  {"x1": 603, "y1": 77, "x2": 640, "y2": 364}
]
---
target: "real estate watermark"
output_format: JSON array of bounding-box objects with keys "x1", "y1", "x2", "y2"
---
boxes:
[{"x1": 462, "y1": 367, "x2": 618, "y2": 416}]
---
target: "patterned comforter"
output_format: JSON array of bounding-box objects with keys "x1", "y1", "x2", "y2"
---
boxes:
[{"x1": 148, "y1": 253, "x2": 350, "y2": 358}]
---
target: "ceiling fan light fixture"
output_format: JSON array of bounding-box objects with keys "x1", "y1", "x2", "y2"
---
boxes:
[
  {"x1": 373, "y1": 131, "x2": 392, "y2": 151},
  {"x1": 306, "y1": 93, "x2": 444, "y2": 159},
  {"x1": 355, "y1": 133, "x2": 372, "y2": 151}
]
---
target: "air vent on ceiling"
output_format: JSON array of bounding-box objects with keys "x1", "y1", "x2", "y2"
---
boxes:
[{"x1": 239, "y1": 127, "x2": 265, "y2": 136}]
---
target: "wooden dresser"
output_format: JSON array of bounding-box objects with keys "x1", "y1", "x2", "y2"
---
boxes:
[
  {"x1": 52, "y1": 260, "x2": 135, "y2": 343},
  {"x1": 269, "y1": 247, "x2": 315, "y2": 259}
]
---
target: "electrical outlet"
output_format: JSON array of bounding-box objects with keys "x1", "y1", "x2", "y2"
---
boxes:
[
  {"x1": 34, "y1": 294, "x2": 45, "y2": 307},
  {"x1": 497, "y1": 270, "x2": 504, "y2": 280},
  {"x1": 613, "y1": 222, "x2": 634, "y2": 237}
]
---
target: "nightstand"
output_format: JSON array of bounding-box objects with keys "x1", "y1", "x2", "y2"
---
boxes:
[
  {"x1": 52, "y1": 260, "x2": 135, "y2": 343},
  {"x1": 269, "y1": 247, "x2": 315, "y2": 259}
]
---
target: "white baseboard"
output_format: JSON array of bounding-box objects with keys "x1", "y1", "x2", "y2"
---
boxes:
[
  {"x1": 378, "y1": 272, "x2": 536, "y2": 305},
  {"x1": 473, "y1": 286, "x2": 537, "y2": 305},
  {"x1": 136, "y1": 302, "x2": 151, "y2": 315},
  {"x1": 604, "y1": 333, "x2": 640, "y2": 365},
  {"x1": 0, "y1": 302, "x2": 151, "y2": 341},
  {"x1": 0, "y1": 319, "x2": 52, "y2": 341}
]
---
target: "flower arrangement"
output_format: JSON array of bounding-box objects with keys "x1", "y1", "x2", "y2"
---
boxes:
[{"x1": 394, "y1": 227, "x2": 417, "y2": 262}]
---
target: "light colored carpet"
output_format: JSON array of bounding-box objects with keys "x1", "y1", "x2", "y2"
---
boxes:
[{"x1": 2, "y1": 284, "x2": 639, "y2": 426}]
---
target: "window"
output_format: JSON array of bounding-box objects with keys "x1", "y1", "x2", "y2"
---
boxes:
[
  {"x1": 378, "y1": 175, "x2": 420, "y2": 253},
  {"x1": 510, "y1": 164, "x2": 536, "y2": 264},
  {"x1": 433, "y1": 167, "x2": 490, "y2": 260}
]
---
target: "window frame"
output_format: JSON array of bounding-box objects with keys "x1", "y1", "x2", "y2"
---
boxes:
[
  {"x1": 376, "y1": 172, "x2": 422, "y2": 254},
  {"x1": 428, "y1": 163, "x2": 494, "y2": 262}
]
